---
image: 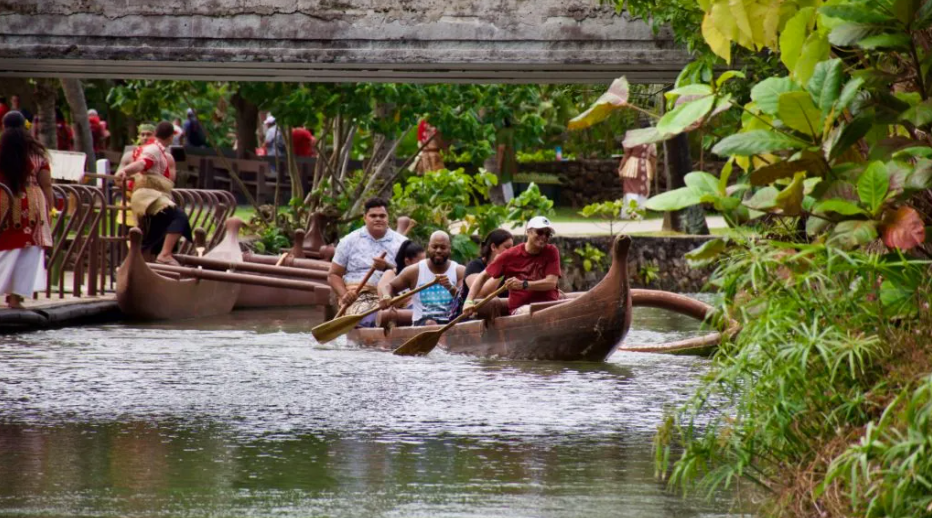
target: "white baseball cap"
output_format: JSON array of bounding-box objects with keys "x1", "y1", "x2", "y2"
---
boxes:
[
  {"x1": 264, "y1": 115, "x2": 276, "y2": 125},
  {"x1": 526, "y1": 216, "x2": 555, "y2": 233}
]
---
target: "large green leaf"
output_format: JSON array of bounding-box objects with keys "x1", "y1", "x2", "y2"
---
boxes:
[
  {"x1": 712, "y1": 130, "x2": 806, "y2": 156},
  {"x1": 813, "y1": 198, "x2": 868, "y2": 216},
  {"x1": 684, "y1": 171, "x2": 722, "y2": 196},
  {"x1": 715, "y1": 71, "x2": 746, "y2": 88},
  {"x1": 751, "y1": 77, "x2": 799, "y2": 115},
  {"x1": 749, "y1": 156, "x2": 823, "y2": 185},
  {"x1": 644, "y1": 187, "x2": 703, "y2": 211},
  {"x1": 857, "y1": 33, "x2": 912, "y2": 50},
  {"x1": 899, "y1": 99, "x2": 932, "y2": 127},
  {"x1": 656, "y1": 95, "x2": 716, "y2": 135},
  {"x1": 807, "y1": 59, "x2": 844, "y2": 116},
  {"x1": 778, "y1": 91, "x2": 824, "y2": 137},
  {"x1": 774, "y1": 172, "x2": 806, "y2": 215},
  {"x1": 829, "y1": 220, "x2": 879, "y2": 247},
  {"x1": 743, "y1": 186, "x2": 780, "y2": 210},
  {"x1": 906, "y1": 160, "x2": 932, "y2": 190},
  {"x1": 892, "y1": 0, "x2": 922, "y2": 25},
  {"x1": 834, "y1": 77, "x2": 865, "y2": 113},
  {"x1": 622, "y1": 127, "x2": 667, "y2": 147},
  {"x1": 828, "y1": 23, "x2": 886, "y2": 46},
  {"x1": 665, "y1": 84, "x2": 714, "y2": 101},
  {"x1": 819, "y1": 5, "x2": 896, "y2": 23},
  {"x1": 828, "y1": 114, "x2": 873, "y2": 160},
  {"x1": 567, "y1": 77, "x2": 630, "y2": 130},
  {"x1": 780, "y1": 7, "x2": 813, "y2": 72},
  {"x1": 684, "y1": 238, "x2": 728, "y2": 267},
  {"x1": 795, "y1": 34, "x2": 830, "y2": 85},
  {"x1": 857, "y1": 161, "x2": 889, "y2": 214}
]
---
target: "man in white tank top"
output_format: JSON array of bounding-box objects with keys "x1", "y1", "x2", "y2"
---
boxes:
[{"x1": 378, "y1": 231, "x2": 466, "y2": 326}]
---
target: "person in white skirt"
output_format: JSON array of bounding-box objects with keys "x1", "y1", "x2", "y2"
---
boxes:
[{"x1": 0, "y1": 111, "x2": 53, "y2": 308}]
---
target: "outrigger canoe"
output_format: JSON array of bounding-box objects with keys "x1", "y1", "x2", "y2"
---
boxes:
[
  {"x1": 116, "y1": 224, "x2": 242, "y2": 320},
  {"x1": 346, "y1": 235, "x2": 633, "y2": 361}
]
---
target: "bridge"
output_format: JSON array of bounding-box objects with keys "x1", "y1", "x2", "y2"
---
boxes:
[{"x1": 0, "y1": 0, "x2": 691, "y2": 83}]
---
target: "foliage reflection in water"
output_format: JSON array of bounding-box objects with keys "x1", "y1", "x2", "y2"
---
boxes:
[{"x1": 0, "y1": 305, "x2": 745, "y2": 517}]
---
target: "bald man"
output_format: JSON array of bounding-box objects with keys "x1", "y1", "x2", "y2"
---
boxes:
[{"x1": 378, "y1": 231, "x2": 466, "y2": 326}]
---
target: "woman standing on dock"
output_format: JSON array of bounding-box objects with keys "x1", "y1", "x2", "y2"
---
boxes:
[{"x1": 0, "y1": 111, "x2": 53, "y2": 309}]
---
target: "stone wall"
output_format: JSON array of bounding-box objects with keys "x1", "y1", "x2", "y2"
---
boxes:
[
  {"x1": 550, "y1": 235, "x2": 715, "y2": 293},
  {"x1": 519, "y1": 160, "x2": 623, "y2": 207}
]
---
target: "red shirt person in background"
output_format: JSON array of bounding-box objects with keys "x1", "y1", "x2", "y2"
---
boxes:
[
  {"x1": 55, "y1": 109, "x2": 74, "y2": 151},
  {"x1": 291, "y1": 126, "x2": 316, "y2": 157},
  {"x1": 462, "y1": 216, "x2": 561, "y2": 316},
  {"x1": 0, "y1": 97, "x2": 9, "y2": 128}
]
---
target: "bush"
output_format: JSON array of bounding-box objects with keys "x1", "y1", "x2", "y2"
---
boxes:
[{"x1": 655, "y1": 239, "x2": 932, "y2": 516}]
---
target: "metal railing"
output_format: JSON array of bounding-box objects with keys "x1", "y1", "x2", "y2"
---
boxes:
[{"x1": 2, "y1": 176, "x2": 237, "y2": 301}]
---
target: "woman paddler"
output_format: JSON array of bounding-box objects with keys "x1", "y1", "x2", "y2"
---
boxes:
[
  {"x1": 0, "y1": 111, "x2": 54, "y2": 309},
  {"x1": 114, "y1": 121, "x2": 192, "y2": 266}
]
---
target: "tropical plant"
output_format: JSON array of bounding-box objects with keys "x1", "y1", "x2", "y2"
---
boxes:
[
  {"x1": 574, "y1": 243, "x2": 607, "y2": 272},
  {"x1": 504, "y1": 183, "x2": 556, "y2": 227}
]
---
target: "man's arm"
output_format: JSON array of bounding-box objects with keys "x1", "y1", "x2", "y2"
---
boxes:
[
  {"x1": 464, "y1": 271, "x2": 491, "y2": 304},
  {"x1": 328, "y1": 263, "x2": 353, "y2": 306},
  {"x1": 505, "y1": 274, "x2": 558, "y2": 292},
  {"x1": 115, "y1": 158, "x2": 147, "y2": 178},
  {"x1": 378, "y1": 265, "x2": 416, "y2": 308}
]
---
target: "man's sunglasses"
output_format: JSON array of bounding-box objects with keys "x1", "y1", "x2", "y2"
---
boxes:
[{"x1": 533, "y1": 229, "x2": 554, "y2": 238}]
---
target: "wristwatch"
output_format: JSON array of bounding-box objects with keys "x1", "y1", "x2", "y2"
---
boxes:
[{"x1": 522, "y1": 279, "x2": 529, "y2": 290}]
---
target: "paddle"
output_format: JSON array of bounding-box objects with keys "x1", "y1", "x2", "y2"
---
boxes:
[
  {"x1": 334, "y1": 251, "x2": 387, "y2": 318},
  {"x1": 311, "y1": 278, "x2": 440, "y2": 344},
  {"x1": 393, "y1": 284, "x2": 508, "y2": 357}
]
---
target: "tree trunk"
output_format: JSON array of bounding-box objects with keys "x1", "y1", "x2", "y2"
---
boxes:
[
  {"x1": 231, "y1": 90, "x2": 258, "y2": 159},
  {"x1": 34, "y1": 80, "x2": 57, "y2": 150},
  {"x1": 662, "y1": 133, "x2": 708, "y2": 235},
  {"x1": 60, "y1": 78, "x2": 96, "y2": 172}
]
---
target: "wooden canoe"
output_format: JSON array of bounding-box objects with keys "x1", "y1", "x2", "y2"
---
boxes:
[
  {"x1": 345, "y1": 235, "x2": 633, "y2": 361},
  {"x1": 116, "y1": 225, "x2": 242, "y2": 321}
]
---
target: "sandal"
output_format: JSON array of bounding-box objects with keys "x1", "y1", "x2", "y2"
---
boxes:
[{"x1": 155, "y1": 257, "x2": 181, "y2": 267}]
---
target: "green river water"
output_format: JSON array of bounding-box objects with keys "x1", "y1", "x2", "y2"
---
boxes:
[{"x1": 0, "y1": 304, "x2": 747, "y2": 517}]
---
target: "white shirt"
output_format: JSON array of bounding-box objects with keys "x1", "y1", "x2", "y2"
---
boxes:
[{"x1": 332, "y1": 227, "x2": 407, "y2": 285}]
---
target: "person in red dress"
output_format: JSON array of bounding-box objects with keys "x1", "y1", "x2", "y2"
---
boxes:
[
  {"x1": 291, "y1": 126, "x2": 316, "y2": 157},
  {"x1": 0, "y1": 111, "x2": 54, "y2": 308},
  {"x1": 462, "y1": 216, "x2": 561, "y2": 317},
  {"x1": 55, "y1": 109, "x2": 74, "y2": 151}
]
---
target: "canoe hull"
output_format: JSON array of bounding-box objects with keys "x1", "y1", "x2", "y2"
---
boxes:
[
  {"x1": 234, "y1": 283, "x2": 330, "y2": 309},
  {"x1": 348, "y1": 235, "x2": 632, "y2": 361},
  {"x1": 117, "y1": 229, "x2": 240, "y2": 321}
]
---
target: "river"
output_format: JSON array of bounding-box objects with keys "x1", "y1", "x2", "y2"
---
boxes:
[{"x1": 0, "y1": 304, "x2": 742, "y2": 517}]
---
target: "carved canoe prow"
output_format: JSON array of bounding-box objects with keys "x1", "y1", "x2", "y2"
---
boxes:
[{"x1": 116, "y1": 226, "x2": 241, "y2": 321}]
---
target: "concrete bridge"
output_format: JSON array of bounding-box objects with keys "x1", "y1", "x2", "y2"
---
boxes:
[{"x1": 0, "y1": 0, "x2": 691, "y2": 83}]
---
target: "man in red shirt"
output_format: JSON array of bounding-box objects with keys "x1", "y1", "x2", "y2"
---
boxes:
[
  {"x1": 291, "y1": 126, "x2": 316, "y2": 157},
  {"x1": 462, "y1": 216, "x2": 561, "y2": 316}
]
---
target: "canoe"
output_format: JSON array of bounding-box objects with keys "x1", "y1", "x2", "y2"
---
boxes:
[
  {"x1": 116, "y1": 223, "x2": 242, "y2": 321},
  {"x1": 346, "y1": 235, "x2": 633, "y2": 361}
]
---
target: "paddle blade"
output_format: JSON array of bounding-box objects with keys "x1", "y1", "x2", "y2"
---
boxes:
[
  {"x1": 311, "y1": 314, "x2": 363, "y2": 344},
  {"x1": 392, "y1": 330, "x2": 443, "y2": 356}
]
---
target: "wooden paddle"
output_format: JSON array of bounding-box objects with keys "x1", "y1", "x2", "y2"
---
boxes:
[
  {"x1": 334, "y1": 251, "x2": 387, "y2": 318},
  {"x1": 393, "y1": 284, "x2": 509, "y2": 357},
  {"x1": 311, "y1": 278, "x2": 440, "y2": 344}
]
